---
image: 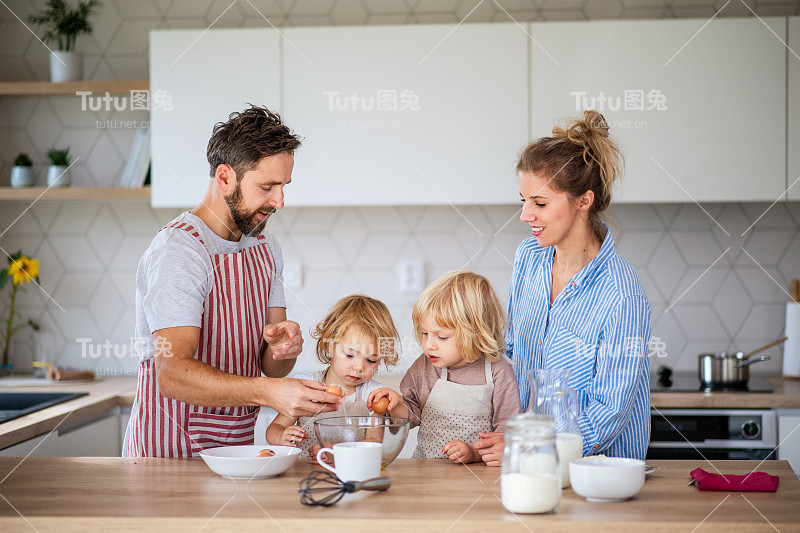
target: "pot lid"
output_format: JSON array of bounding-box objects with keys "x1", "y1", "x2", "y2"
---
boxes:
[{"x1": 697, "y1": 351, "x2": 745, "y2": 359}]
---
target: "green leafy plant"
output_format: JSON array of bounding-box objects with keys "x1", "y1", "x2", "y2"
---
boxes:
[
  {"x1": 47, "y1": 147, "x2": 71, "y2": 166},
  {"x1": 1, "y1": 251, "x2": 41, "y2": 368},
  {"x1": 14, "y1": 153, "x2": 32, "y2": 167},
  {"x1": 28, "y1": 0, "x2": 100, "y2": 52}
]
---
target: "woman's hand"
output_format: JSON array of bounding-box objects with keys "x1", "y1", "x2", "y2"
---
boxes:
[
  {"x1": 279, "y1": 425, "x2": 305, "y2": 447},
  {"x1": 443, "y1": 440, "x2": 477, "y2": 464},
  {"x1": 474, "y1": 432, "x2": 504, "y2": 467}
]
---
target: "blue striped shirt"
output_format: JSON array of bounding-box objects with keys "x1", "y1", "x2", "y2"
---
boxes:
[{"x1": 507, "y1": 226, "x2": 651, "y2": 459}]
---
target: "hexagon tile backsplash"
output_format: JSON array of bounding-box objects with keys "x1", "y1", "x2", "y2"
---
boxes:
[{"x1": 1, "y1": 199, "x2": 798, "y2": 378}]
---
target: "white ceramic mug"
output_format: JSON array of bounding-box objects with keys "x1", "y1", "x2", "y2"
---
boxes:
[{"x1": 316, "y1": 442, "x2": 382, "y2": 482}]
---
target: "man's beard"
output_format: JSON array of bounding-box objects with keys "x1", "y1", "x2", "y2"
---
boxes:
[{"x1": 224, "y1": 182, "x2": 274, "y2": 237}]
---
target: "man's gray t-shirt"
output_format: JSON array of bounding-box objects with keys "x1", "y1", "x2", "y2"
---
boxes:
[{"x1": 134, "y1": 212, "x2": 285, "y2": 362}]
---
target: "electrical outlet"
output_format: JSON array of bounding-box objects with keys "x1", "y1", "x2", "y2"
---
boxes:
[
  {"x1": 283, "y1": 263, "x2": 303, "y2": 290},
  {"x1": 396, "y1": 260, "x2": 424, "y2": 293}
]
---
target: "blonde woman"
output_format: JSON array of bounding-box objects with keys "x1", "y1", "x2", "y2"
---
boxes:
[
  {"x1": 369, "y1": 271, "x2": 521, "y2": 464},
  {"x1": 476, "y1": 110, "x2": 651, "y2": 465}
]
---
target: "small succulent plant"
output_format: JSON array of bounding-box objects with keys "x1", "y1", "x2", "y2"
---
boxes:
[
  {"x1": 14, "y1": 153, "x2": 33, "y2": 167},
  {"x1": 47, "y1": 147, "x2": 71, "y2": 166}
]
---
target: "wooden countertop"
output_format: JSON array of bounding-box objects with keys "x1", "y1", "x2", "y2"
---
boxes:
[
  {"x1": 650, "y1": 377, "x2": 800, "y2": 409},
  {"x1": 0, "y1": 458, "x2": 797, "y2": 532}
]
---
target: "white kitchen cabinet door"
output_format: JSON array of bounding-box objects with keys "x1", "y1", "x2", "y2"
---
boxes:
[
  {"x1": 789, "y1": 17, "x2": 800, "y2": 201},
  {"x1": 0, "y1": 433, "x2": 59, "y2": 457},
  {"x1": 778, "y1": 412, "x2": 800, "y2": 477},
  {"x1": 528, "y1": 18, "x2": 786, "y2": 203},
  {"x1": 58, "y1": 410, "x2": 120, "y2": 457},
  {"x1": 150, "y1": 29, "x2": 282, "y2": 208},
  {"x1": 282, "y1": 24, "x2": 528, "y2": 205}
]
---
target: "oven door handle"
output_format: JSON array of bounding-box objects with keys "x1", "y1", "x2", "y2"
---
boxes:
[
  {"x1": 703, "y1": 439, "x2": 751, "y2": 447},
  {"x1": 649, "y1": 441, "x2": 771, "y2": 449}
]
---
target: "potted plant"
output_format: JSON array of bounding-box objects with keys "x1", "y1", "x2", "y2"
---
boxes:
[
  {"x1": 0, "y1": 252, "x2": 40, "y2": 377},
  {"x1": 46, "y1": 147, "x2": 72, "y2": 187},
  {"x1": 28, "y1": 0, "x2": 101, "y2": 83},
  {"x1": 10, "y1": 153, "x2": 35, "y2": 188}
]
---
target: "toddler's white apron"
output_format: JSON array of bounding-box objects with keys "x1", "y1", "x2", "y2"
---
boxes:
[{"x1": 413, "y1": 358, "x2": 494, "y2": 459}]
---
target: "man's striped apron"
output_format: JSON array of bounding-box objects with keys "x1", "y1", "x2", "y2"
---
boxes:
[{"x1": 125, "y1": 221, "x2": 275, "y2": 457}]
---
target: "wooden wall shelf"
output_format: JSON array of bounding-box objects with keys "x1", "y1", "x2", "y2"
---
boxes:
[
  {"x1": 0, "y1": 80, "x2": 149, "y2": 96},
  {"x1": 0, "y1": 186, "x2": 151, "y2": 201}
]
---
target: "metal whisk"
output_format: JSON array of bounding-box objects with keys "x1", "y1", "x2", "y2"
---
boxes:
[{"x1": 298, "y1": 470, "x2": 391, "y2": 506}]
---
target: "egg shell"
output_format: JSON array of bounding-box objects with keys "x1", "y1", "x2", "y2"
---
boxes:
[
  {"x1": 325, "y1": 384, "x2": 343, "y2": 397},
  {"x1": 372, "y1": 397, "x2": 390, "y2": 415}
]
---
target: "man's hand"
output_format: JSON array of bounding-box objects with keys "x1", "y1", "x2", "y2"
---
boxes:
[
  {"x1": 474, "y1": 432, "x2": 504, "y2": 467},
  {"x1": 263, "y1": 321, "x2": 303, "y2": 360},
  {"x1": 443, "y1": 440, "x2": 476, "y2": 464},
  {"x1": 265, "y1": 378, "x2": 342, "y2": 418}
]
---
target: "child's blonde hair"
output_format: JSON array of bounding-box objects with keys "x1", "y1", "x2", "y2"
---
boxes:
[
  {"x1": 311, "y1": 294, "x2": 400, "y2": 367},
  {"x1": 412, "y1": 271, "x2": 506, "y2": 363}
]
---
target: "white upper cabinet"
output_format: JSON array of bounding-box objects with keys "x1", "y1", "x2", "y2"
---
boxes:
[
  {"x1": 150, "y1": 29, "x2": 281, "y2": 208},
  {"x1": 149, "y1": 19, "x2": 791, "y2": 207},
  {"x1": 528, "y1": 18, "x2": 787, "y2": 203},
  {"x1": 789, "y1": 17, "x2": 800, "y2": 201},
  {"x1": 282, "y1": 24, "x2": 528, "y2": 206}
]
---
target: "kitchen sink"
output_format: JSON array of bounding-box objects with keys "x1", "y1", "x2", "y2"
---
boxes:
[{"x1": 0, "y1": 392, "x2": 88, "y2": 424}]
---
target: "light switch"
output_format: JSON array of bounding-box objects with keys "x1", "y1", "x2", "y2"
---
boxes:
[
  {"x1": 396, "y1": 260, "x2": 424, "y2": 294},
  {"x1": 283, "y1": 263, "x2": 303, "y2": 290}
]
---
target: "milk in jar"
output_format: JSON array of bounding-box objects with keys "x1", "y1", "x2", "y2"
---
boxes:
[
  {"x1": 501, "y1": 414, "x2": 561, "y2": 514},
  {"x1": 555, "y1": 432, "x2": 583, "y2": 488}
]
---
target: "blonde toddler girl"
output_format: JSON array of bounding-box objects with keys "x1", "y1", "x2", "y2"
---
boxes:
[{"x1": 369, "y1": 271, "x2": 521, "y2": 464}]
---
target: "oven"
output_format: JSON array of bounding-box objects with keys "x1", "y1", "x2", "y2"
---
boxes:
[{"x1": 647, "y1": 409, "x2": 778, "y2": 460}]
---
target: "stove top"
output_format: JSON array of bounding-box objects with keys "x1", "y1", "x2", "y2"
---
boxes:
[{"x1": 650, "y1": 372, "x2": 773, "y2": 393}]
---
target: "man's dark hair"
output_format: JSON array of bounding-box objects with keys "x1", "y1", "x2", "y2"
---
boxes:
[{"x1": 206, "y1": 105, "x2": 302, "y2": 179}]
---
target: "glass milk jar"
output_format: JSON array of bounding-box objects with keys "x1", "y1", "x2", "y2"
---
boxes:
[
  {"x1": 500, "y1": 414, "x2": 561, "y2": 514},
  {"x1": 527, "y1": 368, "x2": 584, "y2": 488}
]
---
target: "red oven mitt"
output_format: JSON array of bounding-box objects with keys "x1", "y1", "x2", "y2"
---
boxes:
[{"x1": 690, "y1": 468, "x2": 779, "y2": 492}]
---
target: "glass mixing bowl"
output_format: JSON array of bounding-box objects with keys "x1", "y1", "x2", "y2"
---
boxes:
[{"x1": 313, "y1": 416, "x2": 410, "y2": 467}]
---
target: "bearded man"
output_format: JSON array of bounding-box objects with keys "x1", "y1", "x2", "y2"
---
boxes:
[{"x1": 124, "y1": 106, "x2": 341, "y2": 457}]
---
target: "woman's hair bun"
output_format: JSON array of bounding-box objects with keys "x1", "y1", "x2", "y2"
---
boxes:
[
  {"x1": 553, "y1": 110, "x2": 609, "y2": 155},
  {"x1": 552, "y1": 110, "x2": 622, "y2": 204}
]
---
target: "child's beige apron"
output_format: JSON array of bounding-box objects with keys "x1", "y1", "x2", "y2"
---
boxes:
[{"x1": 413, "y1": 358, "x2": 495, "y2": 459}]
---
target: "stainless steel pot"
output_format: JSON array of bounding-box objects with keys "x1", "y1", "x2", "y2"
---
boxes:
[{"x1": 697, "y1": 352, "x2": 771, "y2": 389}]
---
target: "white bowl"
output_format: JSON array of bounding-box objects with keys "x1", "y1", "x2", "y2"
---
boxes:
[
  {"x1": 199, "y1": 445, "x2": 301, "y2": 479},
  {"x1": 569, "y1": 457, "x2": 645, "y2": 502}
]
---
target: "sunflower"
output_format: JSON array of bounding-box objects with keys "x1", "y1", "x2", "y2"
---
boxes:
[{"x1": 7, "y1": 256, "x2": 39, "y2": 286}]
